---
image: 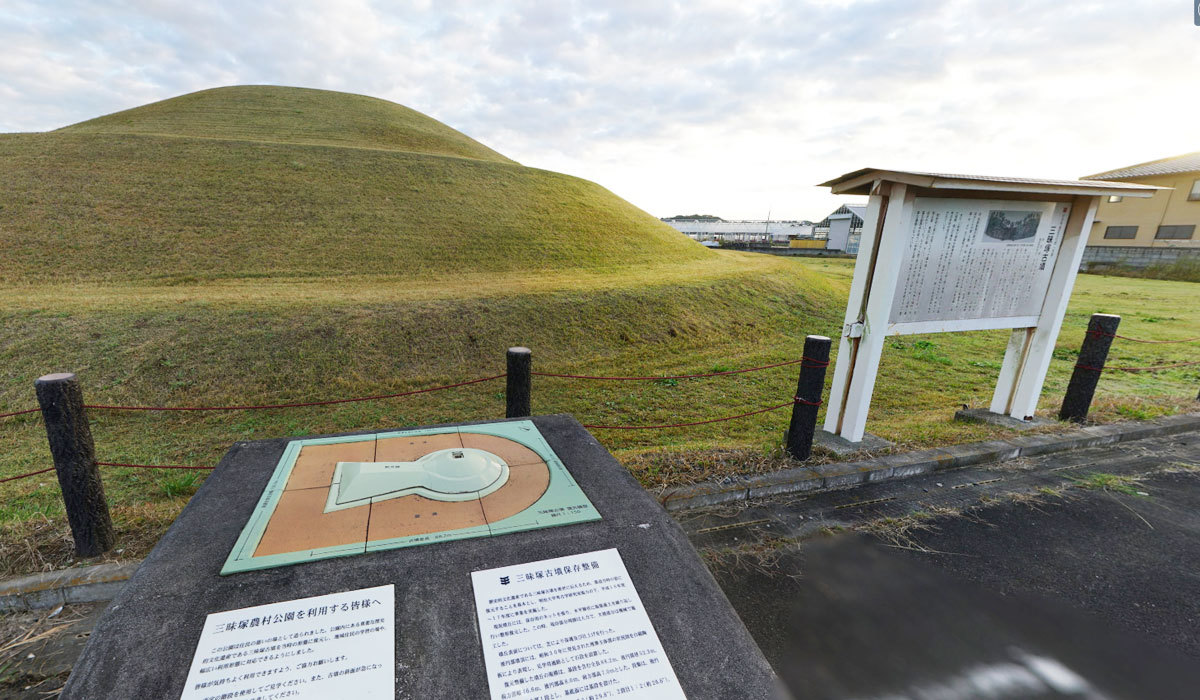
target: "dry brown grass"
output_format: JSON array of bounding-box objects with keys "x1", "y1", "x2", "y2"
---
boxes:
[
  {"x1": 623, "y1": 445, "x2": 840, "y2": 491},
  {"x1": 853, "y1": 505, "x2": 963, "y2": 551},
  {"x1": 0, "y1": 604, "x2": 96, "y2": 697},
  {"x1": 0, "y1": 504, "x2": 174, "y2": 579},
  {"x1": 1085, "y1": 395, "x2": 1198, "y2": 424},
  {"x1": 698, "y1": 532, "x2": 802, "y2": 578}
]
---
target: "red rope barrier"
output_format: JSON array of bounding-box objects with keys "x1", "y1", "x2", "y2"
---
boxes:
[
  {"x1": 9, "y1": 356, "x2": 827, "y2": 417},
  {"x1": 0, "y1": 408, "x2": 39, "y2": 420},
  {"x1": 1109, "y1": 361, "x2": 1200, "y2": 372},
  {"x1": 2, "y1": 462, "x2": 214, "y2": 484},
  {"x1": 1087, "y1": 329, "x2": 1200, "y2": 344},
  {"x1": 583, "y1": 397, "x2": 804, "y2": 430},
  {"x1": 0, "y1": 467, "x2": 55, "y2": 484},
  {"x1": 97, "y1": 461, "x2": 213, "y2": 471},
  {"x1": 82, "y1": 374, "x2": 506, "y2": 412},
  {"x1": 533, "y1": 357, "x2": 824, "y2": 381},
  {"x1": 1076, "y1": 361, "x2": 1200, "y2": 373}
]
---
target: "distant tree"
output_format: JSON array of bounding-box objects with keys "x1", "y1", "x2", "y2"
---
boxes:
[{"x1": 663, "y1": 214, "x2": 724, "y2": 221}]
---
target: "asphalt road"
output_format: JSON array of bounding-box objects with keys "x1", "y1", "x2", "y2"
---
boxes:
[{"x1": 699, "y1": 431, "x2": 1200, "y2": 699}]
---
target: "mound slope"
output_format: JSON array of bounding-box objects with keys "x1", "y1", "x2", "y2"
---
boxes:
[
  {"x1": 59, "y1": 85, "x2": 515, "y2": 163},
  {"x1": 1, "y1": 86, "x2": 710, "y2": 282}
]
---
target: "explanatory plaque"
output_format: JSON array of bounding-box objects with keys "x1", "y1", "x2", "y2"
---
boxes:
[
  {"x1": 472, "y1": 549, "x2": 686, "y2": 700},
  {"x1": 889, "y1": 199, "x2": 1070, "y2": 324},
  {"x1": 180, "y1": 585, "x2": 395, "y2": 700}
]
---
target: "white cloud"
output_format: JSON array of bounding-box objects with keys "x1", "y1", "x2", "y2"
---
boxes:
[{"x1": 1, "y1": 0, "x2": 1197, "y2": 220}]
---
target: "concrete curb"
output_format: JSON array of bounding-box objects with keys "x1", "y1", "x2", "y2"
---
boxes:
[
  {"x1": 0, "y1": 561, "x2": 140, "y2": 612},
  {"x1": 660, "y1": 412, "x2": 1200, "y2": 512}
]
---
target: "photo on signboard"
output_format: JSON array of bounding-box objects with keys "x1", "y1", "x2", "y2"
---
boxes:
[{"x1": 982, "y1": 210, "x2": 1041, "y2": 242}]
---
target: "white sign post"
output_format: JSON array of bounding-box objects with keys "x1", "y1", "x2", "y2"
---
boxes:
[{"x1": 818, "y1": 169, "x2": 1158, "y2": 443}]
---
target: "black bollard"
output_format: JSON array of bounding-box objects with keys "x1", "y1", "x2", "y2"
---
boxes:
[
  {"x1": 1059, "y1": 314, "x2": 1121, "y2": 423},
  {"x1": 34, "y1": 373, "x2": 115, "y2": 558},
  {"x1": 506, "y1": 347, "x2": 532, "y2": 418},
  {"x1": 786, "y1": 336, "x2": 832, "y2": 460}
]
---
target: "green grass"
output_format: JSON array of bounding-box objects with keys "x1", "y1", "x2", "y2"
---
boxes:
[
  {"x1": 0, "y1": 255, "x2": 847, "y2": 573},
  {"x1": 1070, "y1": 472, "x2": 1144, "y2": 496},
  {"x1": 158, "y1": 472, "x2": 202, "y2": 499},
  {"x1": 0, "y1": 259, "x2": 843, "y2": 479},
  {"x1": 2, "y1": 262, "x2": 1193, "y2": 506}
]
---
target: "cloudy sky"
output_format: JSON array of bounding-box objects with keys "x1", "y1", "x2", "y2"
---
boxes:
[{"x1": 2, "y1": 1, "x2": 1198, "y2": 219}]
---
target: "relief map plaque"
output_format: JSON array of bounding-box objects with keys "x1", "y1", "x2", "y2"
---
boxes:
[{"x1": 222, "y1": 420, "x2": 601, "y2": 574}]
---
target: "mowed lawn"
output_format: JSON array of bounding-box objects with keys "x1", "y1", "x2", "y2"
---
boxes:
[{"x1": 0, "y1": 255, "x2": 1196, "y2": 575}]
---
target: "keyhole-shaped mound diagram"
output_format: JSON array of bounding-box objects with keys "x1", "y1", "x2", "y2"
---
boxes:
[
  {"x1": 326, "y1": 448, "x2": 510, "y2": 512},
  {"x1": 223, "y1": 422, "x2": 602, "y2": 574}
]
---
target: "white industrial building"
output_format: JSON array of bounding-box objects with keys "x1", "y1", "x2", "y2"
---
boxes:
[
  {"x1": 662, "y1": 219, "x2": 816, "y2": 244},
  {"x1": 664, "y1": 204, "x2": 867, "y2": 255}
]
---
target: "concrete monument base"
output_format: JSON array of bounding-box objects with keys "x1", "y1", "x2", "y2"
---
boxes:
[
  {"x1": 954, "y1": 408, "x2": 1055, "y2": 431},
  {"x1": 814, "y1": 429, "x2": 895, "y2": 456},
  {"x1": 62, "y1": 414, "x2": 777, "y2": 699}
]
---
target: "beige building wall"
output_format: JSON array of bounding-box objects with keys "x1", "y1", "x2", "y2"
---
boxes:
[
  {"x1": 1088, "y1": 172, "x2": 1200, "y2": 248},
  {"x1": 789, "y1": 239, "x2": 826, "y2": 249}
]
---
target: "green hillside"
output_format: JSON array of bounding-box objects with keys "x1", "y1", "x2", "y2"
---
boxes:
[
  {"x1": 1, "y1": 86, "x2": 711, "y2": 282},
  {"x1": 59, "y1": 85, "x2": 516, "y2": 163},
  {"x1": 0, "y1": 84, "x2": 840, "y2": 493}
]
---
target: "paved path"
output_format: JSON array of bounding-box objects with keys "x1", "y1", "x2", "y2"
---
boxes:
[{"x1": 692, "y1": 429, "x2": 1200, "y2": 699}]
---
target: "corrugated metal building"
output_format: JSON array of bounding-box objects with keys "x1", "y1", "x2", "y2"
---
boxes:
[{"x1": 813, "y1": 204, "x2": 866, "y2": 253}]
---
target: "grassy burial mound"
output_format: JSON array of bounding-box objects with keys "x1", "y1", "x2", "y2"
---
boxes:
[
  {"x1": 58, "y1": 85, "x2": 519, "y2": 163},
  {"x1": 0, "y1": 87, "x2": 832, "y2": 440},
  {"x1": 0, "y1": 85, "x2": 713, "y2": 282},
  {"x1": 0, "y1": 85, "x2": 844, "y2": 564}
]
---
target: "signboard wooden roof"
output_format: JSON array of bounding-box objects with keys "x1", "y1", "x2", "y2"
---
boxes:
[{"x1": 821, "y1": 168, "x2": 1162, "y2": 197}]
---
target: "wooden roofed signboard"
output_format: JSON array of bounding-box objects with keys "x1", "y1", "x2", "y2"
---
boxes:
[{"x1": 818, "y1": 168, "x2": 1160, "y2": 443}]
